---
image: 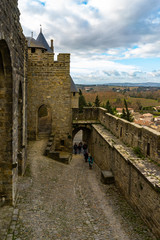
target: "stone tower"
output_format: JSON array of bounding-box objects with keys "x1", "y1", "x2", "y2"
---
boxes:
[{"x1": 27, "y1": 30, "x2": 78, "y2": 152}]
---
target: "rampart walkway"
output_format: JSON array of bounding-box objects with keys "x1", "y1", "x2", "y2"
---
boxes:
[{"x1": 5, "y1": 140, "x2": 156, "y2": 240}]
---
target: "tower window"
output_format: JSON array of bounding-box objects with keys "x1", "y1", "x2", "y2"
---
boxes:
[
  {"x1": 61, "y1": 140, "x2": 64, "y2": 146},
  {"x1": 31, "y1": 48, "x2": 36, "y2": 53},
  {"x1": 73, "y1": 92, "x2": 75, "y2": 96}
]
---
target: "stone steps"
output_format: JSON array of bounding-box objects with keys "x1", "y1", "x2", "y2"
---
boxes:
[{"x1": 44, "y1": 135, "x2": 72, "y2": 164}]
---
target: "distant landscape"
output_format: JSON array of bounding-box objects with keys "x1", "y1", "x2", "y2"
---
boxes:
[
  {"x1": 76, "y1": 82, "x2": 160, "y2": 88},
  {"x1": 76, "y1": 83, "x2": 160, "y2": 111}
]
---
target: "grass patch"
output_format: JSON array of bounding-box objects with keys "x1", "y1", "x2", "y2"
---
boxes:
[{"x1": 133, "y1": 147, "x2": 145, "y2": 159}]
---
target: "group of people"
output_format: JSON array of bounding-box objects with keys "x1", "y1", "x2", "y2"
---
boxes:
[
  {"x1": 73, "y1": 142, "x2": 87, "y2": 155},
  {"x1": 73, "y1": 142, "x2": 94, "y2": 169}
]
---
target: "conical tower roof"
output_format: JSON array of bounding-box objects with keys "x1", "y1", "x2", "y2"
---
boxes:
[
  {"x1": 26, "y1": 37, "x2": 47, "y2": 50},
  {"x1": 36, "y1": 30, "x2": 52, "y2": 53}
]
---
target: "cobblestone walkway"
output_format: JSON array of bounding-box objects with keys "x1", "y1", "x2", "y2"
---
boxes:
[{"x1": 8, "y1": 140, "x2": 156, "y2": 240}]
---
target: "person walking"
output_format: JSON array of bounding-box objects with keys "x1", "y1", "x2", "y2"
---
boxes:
[
  {"x1": 83, "y1": 143, "x2": 88, "y2": 154},
  {"x1": 78, "y1": 142, "x2": 82, "y2": 154},
  {"x1": 88, "y1": 155, "x2": 94, "y2": 169},
  {"x1": 84, "y1": 152, "x2": 88, "y2": 162},
  {"x1": 73, "y1": 143, "x2": 78, "y2": 154}
]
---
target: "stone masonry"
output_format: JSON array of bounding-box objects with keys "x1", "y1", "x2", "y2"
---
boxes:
[
  {"x1": 27, "y1": 32, "x2": 77, "y2": 151},
  {"x1": 72, "y1": 107, "x2": 160, "y2": 238},
  {"x1": 0, "y1": 0, "x2": 27, "y2": 205}
]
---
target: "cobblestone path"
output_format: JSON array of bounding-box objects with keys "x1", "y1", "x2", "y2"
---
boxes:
[{"x1": 11, "y1": 140, "x2": 156, "y2": 240}]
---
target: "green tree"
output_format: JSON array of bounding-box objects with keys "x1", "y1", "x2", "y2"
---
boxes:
[
  {"x1": 87, "y1": 102, "x2": 92, "y2": 107},
  {"x1": 121, "y1": 108, "x2": 127, "y2": 119},
  {"x1": 121, "y1": 99, "x2": 134, "y2": 122},
  {"x1": 79, "y1": 89, "x2": 87, "y2": 111},
  {"x1": 105, "y1": 100, "x2": 114, "y2": 114},
  {"x1": 79, "y1": 89, "x2": 82, "y2": 96},
  {"x1": 94, "y1": 95, "x2": 101, "y2": 107}
]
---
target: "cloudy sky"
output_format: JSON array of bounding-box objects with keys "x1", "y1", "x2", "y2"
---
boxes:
[{"x1": 18, "y1": 0, "x2": 160, "y2": 84}]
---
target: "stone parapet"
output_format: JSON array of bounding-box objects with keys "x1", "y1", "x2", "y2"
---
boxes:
[
  {"x1": 98, "y1": 107, "x2": 160, "y2": 164},
  {"x1": 91, "y1": 124, "x2": 160, "y2": 238},
  {"x1": 72, "y1": 107, "x2": 99, "y2": 121}
]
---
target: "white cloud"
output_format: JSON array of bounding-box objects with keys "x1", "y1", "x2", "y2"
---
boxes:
[
  {"x1": 124, "y1": 41, "x2": 160, "y2": 59},
  {"x1": 18, "y1": 0, "x2": 160, "y2": 84}
]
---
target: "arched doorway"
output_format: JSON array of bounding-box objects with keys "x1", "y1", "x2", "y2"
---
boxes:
[
  {"x1": 38, "y1": 105, "x2": 52, "y2": 136},
  {"x1": 72, "y1": 126, "x2": 92, "y2": 154},
  {"x1": 73, "y1": 130, "x2": 83, "y2": 145},
  {"x1": 18, "y1": 82, "x2": 23, "y2": 175},
  {"x1": 0, "y1": 40, "x2": 12, "y2": 202}
]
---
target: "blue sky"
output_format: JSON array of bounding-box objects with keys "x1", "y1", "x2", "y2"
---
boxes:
[{"x1": 18, "y1": 0, "x2": 160, "y2": 84}]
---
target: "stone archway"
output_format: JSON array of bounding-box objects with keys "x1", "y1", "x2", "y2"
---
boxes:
[
  {"x1": 38, "y1": 105, "x2": 52, "y2": 136},
  {"x1": 0, "y1": 40, "x2": 12, "y2": 202},
  {"x1": 72, "y1": 126, "x2": 92, "y2": 152}
]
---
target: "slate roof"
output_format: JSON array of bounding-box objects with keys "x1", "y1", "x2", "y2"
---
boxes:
[
  {"x1": 26, "y1": 37, "x2": 47, "y2": 50},
  {"x1": 36, "y1": 32, "x2": 53, "y2": 53},
  {"x1": 70, "y1": 76, "x2": 78, "y2": 93}
]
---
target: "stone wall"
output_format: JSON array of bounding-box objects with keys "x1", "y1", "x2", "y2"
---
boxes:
[
  {"x1": 72, "y1": 107, "x2": 160, "y2": 237},
  {"x1": 0, "y1": 0, "x2": 27, "y2": 204},
  {"x1": 72, "y1": 107, "x2": 160, "y2": 164},
  {"x1": 72, "y1": 107, "x2": 99, "y2": 121},
  {"x1": 98, "y1": 108, "x2": 160, "y2": 164},
  {"x1": 27, "y1": 48, "x2": 72, "y2": 150},
  {"x1": 90, "y1": 124, "x2": 160, "y2": 238}
]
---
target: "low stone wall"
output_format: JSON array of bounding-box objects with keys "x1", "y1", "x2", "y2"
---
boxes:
[
  {"x1": 90, "y1": 124, "x2": 160, "y2": 238},
  {"x1": 98, "y1": 108, "x2": 160, "y2": 164},
  {"x1": 72, "y1": 107, "x2": 99, "y2": 121}
]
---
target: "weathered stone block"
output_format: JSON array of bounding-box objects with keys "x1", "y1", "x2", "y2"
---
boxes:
[{"x1": 101, "y1": 171, "x2": 115, "y2": 184}]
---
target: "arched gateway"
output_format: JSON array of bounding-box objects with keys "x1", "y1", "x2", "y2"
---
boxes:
[
  {"x1": 0, "y1": 40, "x2": 13, "y2": 202},
  {"x1": 72, "y1": 125, "x2": 92, "y2": 151}
]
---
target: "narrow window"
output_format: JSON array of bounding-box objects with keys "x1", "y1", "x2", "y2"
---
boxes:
[
  {"x1": 73, "y1": 92, "x2": 75, "y2": 96},
  {"x1": 116, "y1": 121, "x2": 118, "y2": 131},
  {"x1": 120, "y1": 127, "x2": 123, "y2": 137},
  {"x1": 61, "y1": 140, "x2": 64, "y2": 146},
  {"x1": 147, "y1": 143, "x2": 150, "y2": 156},
  {"x1": 31, "y1": 48, "x2": 36, "y2": 53}
]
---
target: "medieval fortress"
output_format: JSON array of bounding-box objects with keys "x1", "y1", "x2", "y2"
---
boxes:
[{"x1": 0, "y1": 1, "x2": 160, "y2": 238}]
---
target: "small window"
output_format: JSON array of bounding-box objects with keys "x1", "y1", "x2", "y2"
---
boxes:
[
  {"x1": 31, "y1": 48, "x2": 36, "y2": 53},
  {"x1": 42, "y1": 49, "x2": 45, "y2": 53},
  {"x1": 73, "y1": 92, "x2": 75, "y2": 96},
  {"x1": 120, "y1": 127, "x2": 123, "y2": 137},
  {"x1": 61, "y1": 140, "x2": 64, "y2": 146},
  {"x1": 147, "y1": 143, "x2": 150, "y2": 156},
  {"x1": 116, "y1": 121, "x2": 118, "y2": 131}
]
